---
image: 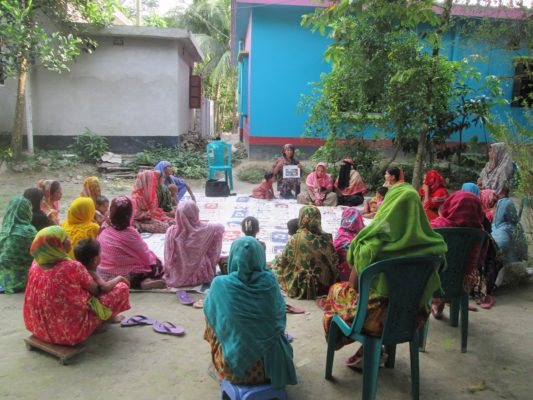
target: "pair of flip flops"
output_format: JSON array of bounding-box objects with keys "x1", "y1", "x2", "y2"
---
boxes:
[
  {"x1": 120, "y1": 315, "x2": 185, "y2": 336},
  {"x1": 177, "y1": 291, "x2": 204, "y2": 309}
]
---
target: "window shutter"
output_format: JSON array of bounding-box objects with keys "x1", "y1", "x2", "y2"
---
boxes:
[
  {"x1": 511, "y1": 64, "x2": 524, "y2": 107},
  {"x1": 190, "y1": 75, "x2": 202, "y2": 109}
]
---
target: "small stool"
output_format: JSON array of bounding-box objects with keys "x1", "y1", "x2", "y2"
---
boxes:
[
  {"x1": 220, "y1": 380, "x2": 287, "y2": 400},
  {"x1": 24, "y1": 335, "x2": 85, "y2": 365}
]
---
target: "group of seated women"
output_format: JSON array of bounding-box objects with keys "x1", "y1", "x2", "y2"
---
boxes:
[{"x1": 0, "y1": 141, "x2": 527, "y2": 391}]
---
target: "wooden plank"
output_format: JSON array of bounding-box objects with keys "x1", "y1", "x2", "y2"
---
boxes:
[{"x1": 24, "y1": 335, "x2": 85, "y2": 365}]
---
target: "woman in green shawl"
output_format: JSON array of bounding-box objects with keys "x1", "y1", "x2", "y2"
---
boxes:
[
  {"x1": 203, "y1": 236, "x2": 297, "y2": 389},
  {"x1": 272, "y1": 205, "x2": 339, "y2": 299},
  {"x1": 322, "y1": 183, "x2": 447, "y2": 368},
  {"x1": 0, "y1": 196, "x2": 38, "y2": 293}
]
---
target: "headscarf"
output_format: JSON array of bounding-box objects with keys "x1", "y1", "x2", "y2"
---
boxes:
[
  {"x1": 23, "y1": 188, "x2": 43, "y2": 214},
  {"x1": 132, "y1": 170, "x2": 167, "y2": 221},
  {"x1": 62, "y1": 197, "x2": 100, "y2": 258},
  {"x1": 30, "y1": 226, "x2": 70, "y2": 267},
  {"x1": 80, "y1": 176, "x2": 101, "y2": 204},
  {"x1": 0, "y1": 196, "x2": 36, "y2": 242},
  {"x1": 430, "y1": 191, "x2": 484, "y2": 229},
  {"x1": 333, "y1": 207, "x2": 365, "y2": 251},
  {"x1": 305, "y1": 162, "x2": 334, "y2": 201},
  {"x1": 109, "y1": 196, "x2": 133, "y2": 230},
  {"x1": 479, "y1": 142, "x2": 514, "y2": 194},
  {"x1": 422, "y1": 170, "x2": 446, "y2": 194},
  {"x1": 336, "y1": 159, "x2": 353, "y2": 190},
  {"x1": 163, "y1": 201, "x2": 224, "y2": 287},
  {"x1": 36, "y1": 179, "x2": 60, "y2": 224},
  {"x1": 461, "y1": 182, "x2": 480, "y2": 197},
  {"x1": 347, "y1": 183, "x2": 447, "y2": 306},
  {"x1": 204, "y1": 237, "x2": 297, "y2": 388},
  {"x1": 492, "y1": 198, "x2": 528, "y2": 263},
  {"x1": 154, "y1": 160, "x2": 173, "y2": 186}
]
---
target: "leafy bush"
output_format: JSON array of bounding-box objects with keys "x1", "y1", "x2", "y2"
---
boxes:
[
  {"x1": 8, "y1": 149, "x2": 80, "y2": 172},
  {"x1": 232, "y1": 142, "x2": 248, "y2": 166},
  {"x1": 71, "y1": 129, "x2": 108, "y2": 162},
  {"x1": 237, "y1": 166, "x2": 267, "y2": 184},
  {"x1": 131, "y1": 145, "x2": 208, "y2": 179}
]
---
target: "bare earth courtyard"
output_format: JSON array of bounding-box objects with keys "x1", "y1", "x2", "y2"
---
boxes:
[{"x1": 0, "y1": 164, "x2": 532, "y2": 400}]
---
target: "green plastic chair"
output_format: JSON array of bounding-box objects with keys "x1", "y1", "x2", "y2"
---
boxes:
[
  {"x1": 325, "y1": 255, "x2": 442, "y2": 400},
  {"x1": 206, "y1": 141, "x2": 233, "y2": 191},
  {"x1": 420, "y1": 227, "x2": 488, "y2": 353}
]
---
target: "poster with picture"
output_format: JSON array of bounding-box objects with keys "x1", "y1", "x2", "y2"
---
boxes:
[{"x1": 283, "y1": 165, "x2": 300, "y2": 179}]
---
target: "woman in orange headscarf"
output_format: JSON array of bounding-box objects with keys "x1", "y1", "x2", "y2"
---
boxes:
[
  {"x1": 418, "y1": 170, "x2": 449, "y2": 221},
  {"x1": 80, "y1": 176, "x2": 102, "y2": 204},
  {"x1": 132, "y1": 170, "x2": 173, "y2": 233},
  {"x1": 36, "y1": 179, "x2": 62, "y2": 225}
]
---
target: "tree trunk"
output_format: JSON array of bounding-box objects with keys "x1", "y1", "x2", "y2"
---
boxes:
[
  {"x1": 412, "y1": 128, "x2": 428, "y2": 188},
  {"x1": 11, "y1": 57, "x2": 29, "y2": 161}
]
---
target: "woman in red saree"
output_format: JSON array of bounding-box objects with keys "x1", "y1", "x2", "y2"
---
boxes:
[
  {"x1": 419, "y1": 170, "x2": 449, "y2": 221},
  {"x1": 132, "y1": 170, "x2": 173, "y2": 233}
]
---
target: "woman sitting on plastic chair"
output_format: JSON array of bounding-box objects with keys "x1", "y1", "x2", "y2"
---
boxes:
[
  {"x1": 203, "y1": 236, "x2": 297, "y2": 389},
  {"x1": 321, "y1": 182, "x2": 447, "y2": 369}
]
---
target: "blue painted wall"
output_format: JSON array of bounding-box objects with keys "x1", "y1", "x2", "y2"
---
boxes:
[
  {"x1": 241, "y1": 7, "x2": 531, "y2": 142},
  {"x1": 249, "y1": 6, "x2": 331, "y2": 138}
]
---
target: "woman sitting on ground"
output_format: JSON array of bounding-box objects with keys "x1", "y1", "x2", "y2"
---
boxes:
[
  {"x1": 154, "y1": 160, "x2": 196, "y2": 203},
  {"x1": 156, "y1": 171, "x2": 177, "y2": 214},
  {"x1": 80, "y1": 176, "x2": 102, "y2": 204},
  {"x1": 272, "y1": 144, "x2": 301, "y2": 199},
  {"x1": 98, "y1": 196, "x2": 165, "y2": 289},
  {"x1": 163, "y1": 200, "x2": 224, "y2": 288},
  {"x1": 62, "y1": 197, "x2": 100, "y2": 258},
  {"x1": 322, "y1": 182, "x2": 446, "y2": 368},
  {"x1": 36, "y1": 179, "x2": 62, "y2": 225},
  {"x1": 132, "y1": 170, "x2": 173, "y2": 234},
  {"x1": 0, "y1": 197, "x2": 37, "y2": 294},
  {"x1": 23, "y1": 188, "x2": 54, "y2": 231},
  {"x1": 333, "y1": 207, "x2": 365, "y2": 282},
  {"x1": 24, "y1": 226, "x2": 130, "y2": 346},
  {"x1": 297, "y1": 162, "x2": 337, "y2": 206},
  {"x1": 203, "y1": 236, "x2": 297, "y2": 388},
  {"x1": 419, "y1": 169, "x2": 449, "y2": 221},
  {"x1": 362, "y1": 187, "x2": 388, "y2": 219},
  {"x1": 478, "y1": 142, "x2": 514, "y2": 195},
  {"x1": 429, "y1": 190, "x2": 486, "y2": 318},
  {"x1": 334, "y1": 158, "x2": 367, "y2": 206},
  {"x1": 272, "y1": 205, "x2": 338, "y2": 299}
]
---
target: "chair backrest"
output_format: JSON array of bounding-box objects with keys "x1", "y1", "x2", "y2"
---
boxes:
[
  {"x1": 206, "y1": 141, "x2": 232, "y2": 168},
  {"x1": 351, "y1": 256, "x2": 442, "y2": 345},
  {"x1": 434, "y1": 227, "x2": 488, "y2": 299}
]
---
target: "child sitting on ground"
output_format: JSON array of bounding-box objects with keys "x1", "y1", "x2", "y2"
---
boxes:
[
  {"x1": 74, "y1": 239, "x2": 130, "y2": 320},
  {"x1": 287, "y1": 218, "x2": 299, "y2": 236},
  {"x1": 251, "y1": 173, "x2": 276, "y2": 200},
  {"x1": 95, "y1": 195, "x2": 110, "y2": 225},
  {"x1": 241, "y1": 216, "x2": 267, "y2": 252},
  {"x1": 362, "y1": 187, "x2": 388, "y2": 219}
]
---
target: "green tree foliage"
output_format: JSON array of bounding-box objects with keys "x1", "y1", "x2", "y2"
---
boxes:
[
  {"x1": 165, "y1": 0, "x2": 236, "y2": 134},
  {"x1": 301, "y1": 0, "x2": 529, "y2": 187},
  {"x1": 0, "y1": 0, "x2": 116, "y2": 160}
]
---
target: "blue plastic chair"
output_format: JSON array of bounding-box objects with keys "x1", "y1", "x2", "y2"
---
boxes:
[
  {"x1": 325, "y1": 255, "x2": 442, "y2": 400},
  {"x1": 207, "y1": 141, "x2": 234, "y2": 191},
  {"x1": 220, "y1": 380, "x2": 287, "y2": 400},
  {"x1": 419, "y1": 227, "x2": 488, "y2": 353}
]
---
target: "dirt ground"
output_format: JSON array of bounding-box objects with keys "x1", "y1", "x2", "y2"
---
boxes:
[{"x1": 0, "y1": 162, "x2": 532, "y2": 400}]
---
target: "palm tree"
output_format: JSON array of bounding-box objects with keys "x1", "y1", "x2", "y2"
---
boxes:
[{"x1": 165, "y1": 0, "x2": 236, "y2": 133}]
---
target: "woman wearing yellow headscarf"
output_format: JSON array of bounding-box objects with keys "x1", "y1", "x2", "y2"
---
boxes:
[
  {"x1": 62, "y1": 197, "x2": 100, "y2": 258},
  {"x1": 80, "y1": 176, "x2": 102, "y2": 204}
]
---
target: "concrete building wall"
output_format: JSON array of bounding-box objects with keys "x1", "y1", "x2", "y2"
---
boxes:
[{"x1": 0, "y1": 34, "x2": 197, "y2": 152}]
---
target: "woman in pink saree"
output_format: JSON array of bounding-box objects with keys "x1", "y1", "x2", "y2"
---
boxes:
[{"x1": 163, "y1": 201, "x2": 224, "y2": 287}]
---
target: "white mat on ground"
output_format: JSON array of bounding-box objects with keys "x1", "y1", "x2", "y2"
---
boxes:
[{"x1": 142, "y1": 193, "x2": 371, "y2": 264}]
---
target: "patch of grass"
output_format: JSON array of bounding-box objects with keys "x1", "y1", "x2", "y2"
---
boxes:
[
  {"x1": 131, "y1": 145, "x2": 208, "y2": 179},
  {"x1": 237, "y1": 165, "x2": 268, "y2": 184},
  {"x1": 8, "y1": 149, "x2": 81, "y2": 172}
]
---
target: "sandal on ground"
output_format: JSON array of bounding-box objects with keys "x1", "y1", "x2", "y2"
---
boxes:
[
  {"x1": 480, "y1": 295, "x2": 495, "y2": 309},
  {"x1": 120, "y1": 314, "x2": 156, "y2": 327},
  {"x1": 152, "y1": 321, "x2": 185, "y2": 336}
]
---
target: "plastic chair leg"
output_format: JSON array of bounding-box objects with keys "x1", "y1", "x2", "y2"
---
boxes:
[
  {"x1": 362, "y1": 338, "x2": 381, "y2": 400},
  {"x1": 385, "y1": 344, "x2": 396, "y2": 368},
  {"x1": 450, "y1": 298, "x2": 460, "y2": 327},
  {"x1": 418, "y1": 321, "x2": 429, "y2": 352},
  {"x1": 460, "y1": 292, "x2": 469, "y2": 353},
  {"x1": 228, "y1": 171, "x2": 234, "y2": 191},
  {"x1": 325, "y1": 322, "x2": 339, "y2": 380},
  {"x1": 209, "y1": 169, "x2": 215, "y2": 180},
  {"x1": 409, "y1": 333, "x2": 420, "y2": 400}
]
